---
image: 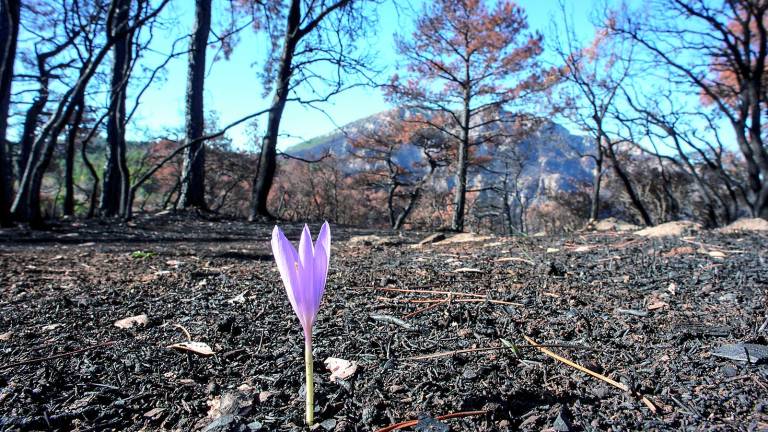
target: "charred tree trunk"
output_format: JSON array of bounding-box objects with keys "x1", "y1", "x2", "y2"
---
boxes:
[
  {"x1": 178, "y1": 0, "x2": 211, "y2": 210},
  {"x1": 63, "y1": 97, "x2": 85, "y2": 216},
  {"x1": 17, "y1": 92, "x2": 47, "y2": 178},
  {"x1": 394, "y1": 158, "x2": 437, "y2": 230},
  {"x1": 100, "y1": 0, "x2": 132, "y2": 218},
  {"x1": 386, "y1": 183, "x2": 398, "y2": 228},
  {"x1": 250, "y1": 0, "x2": 300, "y2": 220},
  {"x1": 501, "y1": 166, "x2": 515, "y2": 235},
  {"x1": 0, "y1": 0, "x2": 20, "y2": 226},
  {"x1": 12, "y1": 91, "x2": 79, "y2": 225},
  {"x1": 605, "y1": 140, "x2": 653, "y2": 226},
  {"x1": 589, "y1": 140, "x2": 604, "y2": 222},
  {"x1": 451, "y1": 79, "x2": 471, "y2": 232},
  {"x1": 81, "y1": 128, "x2": 99, "y2": 219}
]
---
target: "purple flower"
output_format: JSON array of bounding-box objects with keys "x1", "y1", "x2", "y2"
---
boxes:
[{"x1": 271, "y1": 222, "x2": 331, "y2": 337}]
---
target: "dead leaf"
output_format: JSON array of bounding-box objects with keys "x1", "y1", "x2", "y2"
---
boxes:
[
  {"x1": 0, "y1": 331, "x2": 13, "y2": 341},
  {"x1": 258, "y1": 391, "x2": 273, "y2": 403},
  {"x1": 662, "y1": 246, "x2": 695, "y2": 257},
  {"x1": 140, "y1": 273, "x2": 158, "y2": 283},
  {"x1": 647, "y1": 301, "x2": 668, "y2": 311},
  {"x1": 114, "y1": 314, "x2": 148, "y2": 329},
  {"x1": 41, "y1": 323, "x2": 63, "y2": 331},
  {"x1": 166, "y1": 260, "x2": 184, "y2": 266},
  {"x1": 227, "y1": 290, "x2": 248, "y2": 304},
  {"x1": 707, "y1": 250, "x2": 727, "y2": 259},
  {"x1": 324, "y1": 357, "x2": 358, "y2": 382},
  {"x1": 143, "y1": 407, "x2": 165, "y2": 419},
  {"x1": 168, "y1": 341, "x2": 215, "y2": 357},
  {"x1": 546, "y1": 247, "x2": 560, "y2": 253}
]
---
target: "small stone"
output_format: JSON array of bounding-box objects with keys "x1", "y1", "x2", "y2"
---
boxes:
[
  {"x1": 247, "y1": 420, "x2": 264, "y2": 431},
  {"x1": 721, "y1": 365, "x2": 739, "y2": 378},
  {"x1": 203, "y1": 414, "x2": 235, "y2": 432},
  {"x1": 718, "y1": 293, "x2": 738, "y2": 302},
  {"x1": 320, "y1": 419, "x2": 337, "y2": 430}
]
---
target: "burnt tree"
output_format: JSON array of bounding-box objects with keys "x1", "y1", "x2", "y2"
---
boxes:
[
  {"x1": 100, "y1": 0, "x2": 133, "y2": 217},
  {"x1": 608, "y1": 0, "x2": 768, "y2": 218},
  {"x1": 245, "y1": 0, "x2": 374, "y2": 220},
  {"x1": 0, "y1": 0, "x2": 20, "y2": 226},
  {"x1": 178, "y1": 0, "x2": 212, "y2": 210},
  {"x1": 388, "y1": 0, "x2": 546, "y2": 231}
]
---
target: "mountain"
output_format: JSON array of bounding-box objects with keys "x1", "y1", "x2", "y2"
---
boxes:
[{"x1": 286, "y1": 109, "x2": 595, "y2": 206}]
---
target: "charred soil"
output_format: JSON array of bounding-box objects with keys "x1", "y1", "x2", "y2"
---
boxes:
[{"x1": 0, "y1": 213, "x2": 767, "y2": 431}]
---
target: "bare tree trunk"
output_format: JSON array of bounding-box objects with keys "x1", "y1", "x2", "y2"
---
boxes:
[
  {"x1": 178, "y1": 0, "x2": 211, "y2": 210},
  {"x1": 250, "y1": 0, "x2": 301, "y2": 221},
  {"x1": 387, "y1": 183, "x2": 398, "y2": 228},
  {"x1": 393, "y1": 191, "x2": 418, "y2": 230},
  {"x1": 589, "y1": 143, "x2": 604, "y2": 221},
  {"x1": 605, "y1": 141, "x2": 652, "y2": 226},
  {"x1": 451, "y1": 82, "x2": 471, "y2": 232},
  {"x1": 393, "y1": 159, "x2": 437, "y2": 230},
  {"x1": 0, "y1": 0, "x2": 20, "y2": 226},
  {"x1": 81, "y1": 130, "x2": 99, "y2": 219},
  {"x1": 100, "y1": 0, "x2": 132, "y2": 218},
  {"x1": 17, "y1": 94, "x2": 47, "y2": 179},
  {"x1": 501, "y1": 166, "x2": 515, "y2": 235},
  {"x1": 63, "y1": 98, "x2": 86, "y2": 216}
]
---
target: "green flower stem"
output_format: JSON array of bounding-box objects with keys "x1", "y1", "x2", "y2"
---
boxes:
[{"x1": 305, "y1": 335, "x2": 314, "y2": 426}]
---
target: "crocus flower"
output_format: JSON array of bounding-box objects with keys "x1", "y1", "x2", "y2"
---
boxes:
[{"x1": 271, "y1": 222, "x2": 330, "y2": 426}]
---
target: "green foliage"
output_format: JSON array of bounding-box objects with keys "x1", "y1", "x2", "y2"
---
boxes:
[{"x1": 130, "y1": 250, "x2": 156, "y2": 259}]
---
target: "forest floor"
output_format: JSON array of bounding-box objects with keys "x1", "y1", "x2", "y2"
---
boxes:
[{"x1": 0, "y1": 213, "x2": 767, "y2": 431}]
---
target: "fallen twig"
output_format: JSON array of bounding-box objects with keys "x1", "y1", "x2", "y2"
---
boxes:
[
  {"x1": 378, "y1": 287, "x2": 487, "y2": 298},
  {"x1": 410, "y1": 297, "x2": 523, "y2": 307},
  {"x1": 524, "y1": 335, "x2": 658, "y2": 413},
  {"x1": 403, "y1": 300, "x2": 448, "y2": 319},
  {"x1": 407, "y1": 343, "x2": 593, "y2": 360},
  {"x1": 0, "y1": 341, "x2": 116, "y2": 371},
  {"x1": 494, "y1": 256, "x2": 535, "y2": 265},
  {"x1": 369, "y1": 314, "x2": 418, "y2": 331},
  {"x1": 374, "y1": 410, "x2": 488, "y2": 432}
]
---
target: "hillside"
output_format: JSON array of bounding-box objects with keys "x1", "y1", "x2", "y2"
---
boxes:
[{"x1": 286, "y1": 110, "x2": 595, "y2": 206}]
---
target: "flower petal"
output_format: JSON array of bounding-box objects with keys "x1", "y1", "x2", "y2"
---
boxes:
[
  {"x1": 315, "y1": 222, "x2": 331, "y2": 264},
  {"x1": 312, "y1": 240, "x2": 328, "y2": 317},
  {"x1": 297, "y1": 225, "x2": 316, "y2": 327},
  {"x1": 312, "y1": 222, "x2": 331, "y2": 315},
  {"x1": 271, "y1": 226, "x2": 301, "y2": 322}
]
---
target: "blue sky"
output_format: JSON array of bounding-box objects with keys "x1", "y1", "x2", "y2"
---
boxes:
[{"x1": 130, "y1": 0, "x2": 599, "y2": 151}]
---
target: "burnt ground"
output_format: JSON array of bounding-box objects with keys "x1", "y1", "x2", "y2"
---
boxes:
[{"x1": 0, "y1": 213, "x2": 766, "y2": 431}]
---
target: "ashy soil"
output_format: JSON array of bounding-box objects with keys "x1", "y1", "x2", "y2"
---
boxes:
[{"x1": 0, "y1": 213, "x2": 767, "y2": 431}]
